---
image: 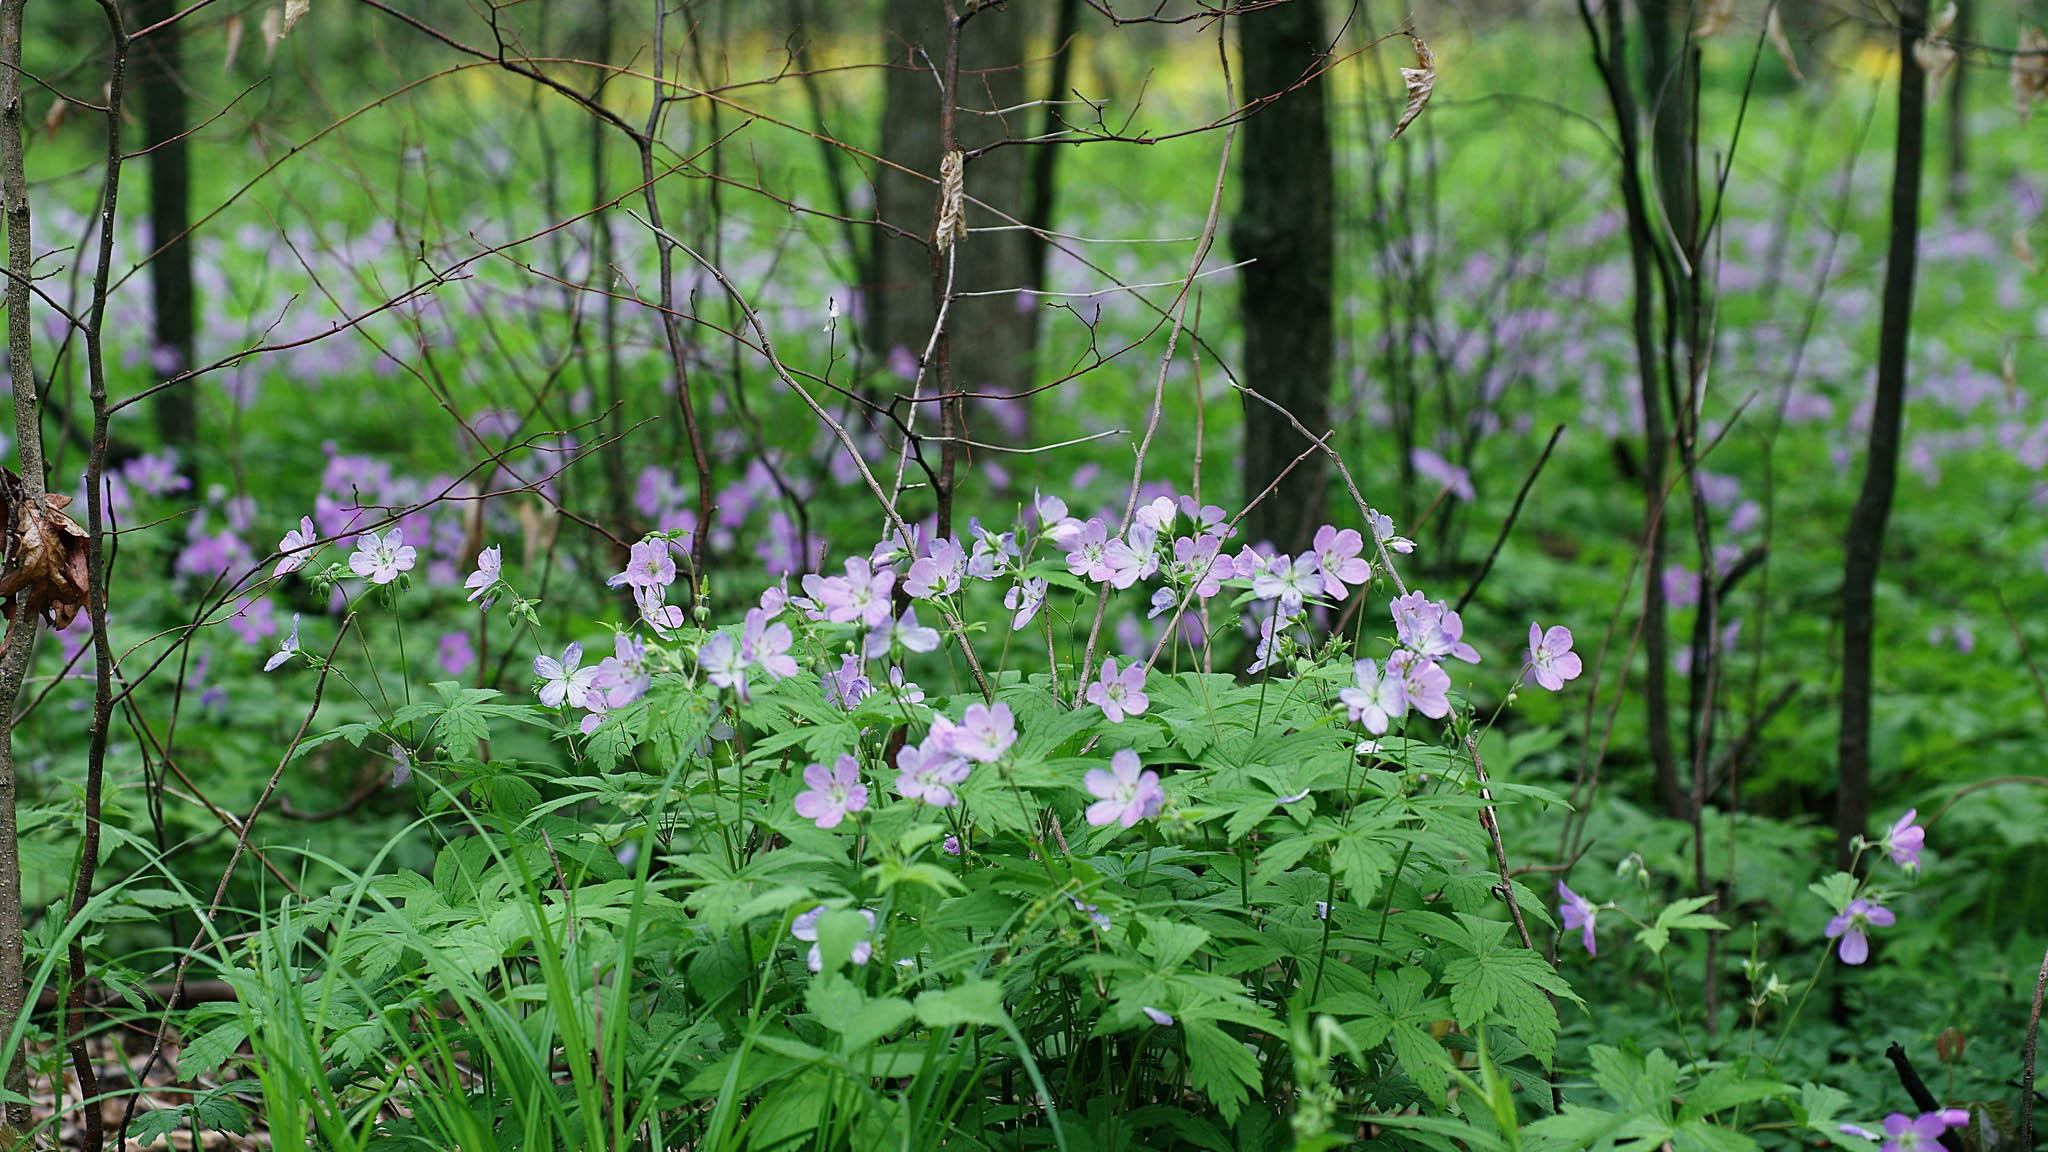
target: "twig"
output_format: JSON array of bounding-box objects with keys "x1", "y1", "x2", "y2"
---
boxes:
[
  {"x1": 2023, "y1": 945, "x2": 2046, "y2": 1151},
  {"x1": 1457, "y1": 424, "x2": 1564, "y2": 613},
  {"x1": 1884, "y1": 1042, "x2": 1966, "y2": 1152}
]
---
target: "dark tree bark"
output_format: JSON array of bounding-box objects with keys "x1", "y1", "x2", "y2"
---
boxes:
[
  {"x1": 138, "y1": 0, "x2": 196, "y2": 455},
  {"x1": 1580, "y1": 0, "x2": 1682, "y2": 819},
  {"x1": 1945, "y1": 0, "x2": 1968, "y2": 208},
  {"x1": 872, "y1": 0, "x2": 1034, "y2": 470},
  {"x1": 1232, "y1": 0, "x2": 1332, "y2": 554},
  {"x1": 1023, "y1": 0, "x2": 1081, "y2": 401},
  {"x1": 1837, "y1": 0, "x2": 1928, "y2": 867}
]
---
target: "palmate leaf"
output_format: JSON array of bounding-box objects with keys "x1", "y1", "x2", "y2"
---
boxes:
[{"x1": 1183, "y1": 1019, "x2": 1261, "y2": 1124}]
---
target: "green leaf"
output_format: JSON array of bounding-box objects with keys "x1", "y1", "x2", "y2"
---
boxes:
[
  {"x1": 915, "y1": 979, "x2": 1007, "y2": 1029},
  {"x1": 176, "y1": 1020, "x2": 247, "y2": 1079},
  {"x1": 808, "y1": 974, "x2": 913, "y2": 1053},
  {"x1": 1184, "y1": 1019, "x2": 1260, "y2": 1124}
]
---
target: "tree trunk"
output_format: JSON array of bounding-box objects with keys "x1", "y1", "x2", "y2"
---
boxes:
[
  {"x1": 1232, "y1": 0, "x2": 1332, "y2": 554},
  {"x1": 139, "y1": 0, "x2": 197, "y2": 457},
  {"x1": 872, "y1": 0, "x2": 1034, "y2": 473},
  {"x1": 1837, "y1": 0, "x2": 1927, "y2": 868}
]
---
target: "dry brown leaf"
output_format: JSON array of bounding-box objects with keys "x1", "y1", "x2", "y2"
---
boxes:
[
  {"x1": 516, "y1": 497, "x2": 559, "y2": 574},
  {"x1": 1390, "y1": 35, "x2": 1435, "y2": 142},
  {"x1": 935, "y1": 150, "x2": 967, "y2": 251},
  {"x1": 1696, "y1": 0, "x2": 1736, "y2": 39},
  {"x1": 224, "y1": 14, "x2": 245, "y2": 74},
  {"x1": 260, "y1": 7, "x2": 284, "y2": 62},
  {"x1": 2015, "y1": 27, "x2": 2048, "y2": 121},
  {"x1": 282, "y1": 0, "x2": 310, "y2": 35},
  {"x1": 1766, "y1": 4, "x2": 1804, "y2": 83},
  {"x1": 2017, "y1": 226, "x2": 2039, "y2": 274},
  {"x1": 1914, "y1": 4, "x2": 1960, "y2": 103},
  {"x1": 0, "y1": 482, "x2": 92, "y2": 634},
  {"x1": 42, "y1": 96, "x2": 66, "y2": 136}
]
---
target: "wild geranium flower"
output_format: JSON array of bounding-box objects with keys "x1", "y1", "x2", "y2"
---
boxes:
[
  {"x1": 274, "y1": 516, "x2": 319, "y2": 577},
  {"x1": 804, "y1": 556, "x2": 895, "y2": 627},
  {"x1": 1251, "y1": 552, "x2": 1321, "y2": 612},
  {"x1": 1141, "y1": 1006, "x2": 1175, "y2": 1027},
  {"x1": 822, "y1": 655, "x2": 872, "y2": 710},
  {"x1": 741, "y1": 608, "x2": 798, "y2": 681},
  {"x1": 1527, "y1": 622, "x2": 1583, "y2": 691},
  {"x1": 1064, "y1": 518, "x2": 1115, "y2": 583},
  {"x1": 1340, "y1": 657, "x2": 1407, "y2": 734},
  {"x1": 790, "y1": 905, "x2": 876, "y2": 972},
  {"x1": 1368, "y1": 509, "x2": 1414, "y2": 554},
  {"x1": 608, "y1": 538, "x2": 677, "y2": 591},
  {"x1": 794, "y1": 755, "x2": 869, "y2": 829},
  {"x1": 698, "y1": 632, "x2": 750, "y2": 698},
  {"x1": 1084, "y1": 748, "x2": 1164, "y2": 828},
  {"x1": 1134, "y1": 496, "x2": 1178, "y2": 535},
  {"x1": 1880, "y1": 1112, "x2": 1960, "y2": 1152},
  {"x1": 1558, "y1": 881, "x2": 1598, "y2": 955},
  {"x1": 1391, "y1": 592, "x2": 1480, "y2": 664},
  {"x1": 1034, "y1": 490, "x2": 1084, "y2": 546},
  {"x1": 1086, "y1": 658, "x2": 1150, "y2": 723},
  {"x1": 1103, "y1": 528, "x2": 1160, "y2": 589},
  {"x1": 905, "y1": 538, "x2": 967, "y2": 599},
  {"x1": 1825, "y1": 898, "x2": 1896, "y2": 965},
  {"x1": 636, "y1": 586, "x2": 685, "y2": 631},
  {"x1": 464, "y1": 545, "x2": 502, "y2": 603},
  {"x1": 1312, "y1": 525, "x2": 1373, "y2": 598},
  {"x1": 895, "y1": 738, "x2": 971, "y2": 807},
  {"x1": 349, "y1": 529, "x2": 417, "y2": 585},
  {"x1": 1005, "y1": 578, "x2": 1047, "y2": 631},
  {"x1": 954, "y1": 702, "x2": 1017, "y2": 762},
  {"x1": 866, "y1": 607, "x2": 941, "y2": 658},
  {"x1": 1884, "y1": 809, "x2": 1925, "y2": 871},
  {"x1": 535, "y1": 643, "x2": 601, "y2": 709},
  {"x1": 1389, "y1": 651, "x2": 1451, "y2": 719},
  {"x1": 263, "y1": 614, "x2": 301, "y2": 672},
  {"x1": 591, "y1": 633, "x2": 651, "y2": 710},
  {"x1": 888, "y1": 666, "x2": 925, "y2": 704},
  {"x1": 1167, "y1": 534, "x2": 1228, "y2": 598}
]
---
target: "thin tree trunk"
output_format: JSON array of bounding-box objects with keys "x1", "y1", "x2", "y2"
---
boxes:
[
  {"x1": 873, "y1": 0, "x2": 1033, "y2": 483},
  {"x1": 1945, "y1": 0, "x2": 1967, "y2": 208},
  {"x1": 1233, "y1": 0, "x2": 1332, "y2": 554},
  {"x1": 139, "y1": 0, "x2": 197, "y2": 457},
  {"x1": 1837, "y1": 0, "x2": 1928, "y2": 867},
  {"x1": 0, "y1": 0, "x2": 40, "y2": 1132}
]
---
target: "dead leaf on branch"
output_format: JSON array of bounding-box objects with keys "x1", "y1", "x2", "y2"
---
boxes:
[
  {"x1": 1915, "y1": 3, "x2": 1960, "y2": 104},
  {"x1": 1696, "y1": 0, "x2": 1736, "y2": 39},
  {"x1": 2016, "y1": 26, "x2": 2048, "y2": 121},
  {"x1": 935, "y1": 150, "x2": 967, "y2": 252},
  {"x1": 1390, "y1": 35, "x2": 1435, "y2": 143},
  {"x1": 282, "y1": 0, "x2": 311, "y2": 36},
  {"x1": 0, "y1": 474, "x2": 92, "y2": 635},
  {"x1": 1766, "y1": 5, "x2": 1804, "y2": 83}
]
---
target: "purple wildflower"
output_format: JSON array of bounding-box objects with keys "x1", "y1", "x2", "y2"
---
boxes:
[
  {"x1": 866, "y1": 607, "x2": 941, "y2": 658},
  {"x1": 1879, "y1": 1114, "x2": 1948, "y2": 1152},
  {"x1": 349, "y1": 529, "x2": 417, "y2": 585},
  {"x1": 1558, "y1": 881, "x2": 1598, "y2": 955},
  {"x1": 1884, "y1": 809, "x2": 1925, "y2": 870},
  {"x1": 608, "y1": 538, "x2": 677, "y2": 591},
  {"x1": 263, "y1": 614, "x2": 301, "y2": 673},
  {"x1": 1005, "y1": 578, "x2": 1047, "y2": 631},
  {"x1": 1064, "y1": 518, "x2": 1115, "y2": 583},
  {"x1": 1084, "y1": 749, "x2": 1164, "y2": 828},
  {"x1": 1141, "y1": 1007, "x2": 1175, "y2": 1027},
  {"x1": 465, "y1": 545, "x2": 502, "y2": 603},
  {"x1": 1340, "y1": 657, "x2": 1407, "y2": 734},
  {"x1": 895, "y1": 738, "x2": 971, "y2": 807},
  {"x1": 1251, "y1": 552, "x2": 1321, "y2": 612},
  {"x1": 1824, "y1": 898, "x2": 1896, "y2": 965},
  {"x1": 1527, "y1": 623, "x2": 1583, "y2": 691},
  {"x1": 1312, "y1": 525, "x2": 1373, "y2": 598},
  {"x1": 794, "y1": 754, "x2": 869, "y2": 829},
  {"x1": 535, "y1": 643, "x2": 601, "y2": 709},
  {"x1": 822, "y1": 654, "x2": 872, "y2": 710},
  {"x1": 274, "y1": 516, "x2": 319, "y2": 578},
  {"x1": 1389, "y1": 650, "x2": 1451, "y2": 719},
  {"x1": 1086, "y1": 657, "x2": 1150, "y2": 723},
  {"x1": 954, "y1": 702, "x2": 1017, "y2": 762},
  {"x1": 1391, "y1": 592, "x2": 1481, "y2": 664}
]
